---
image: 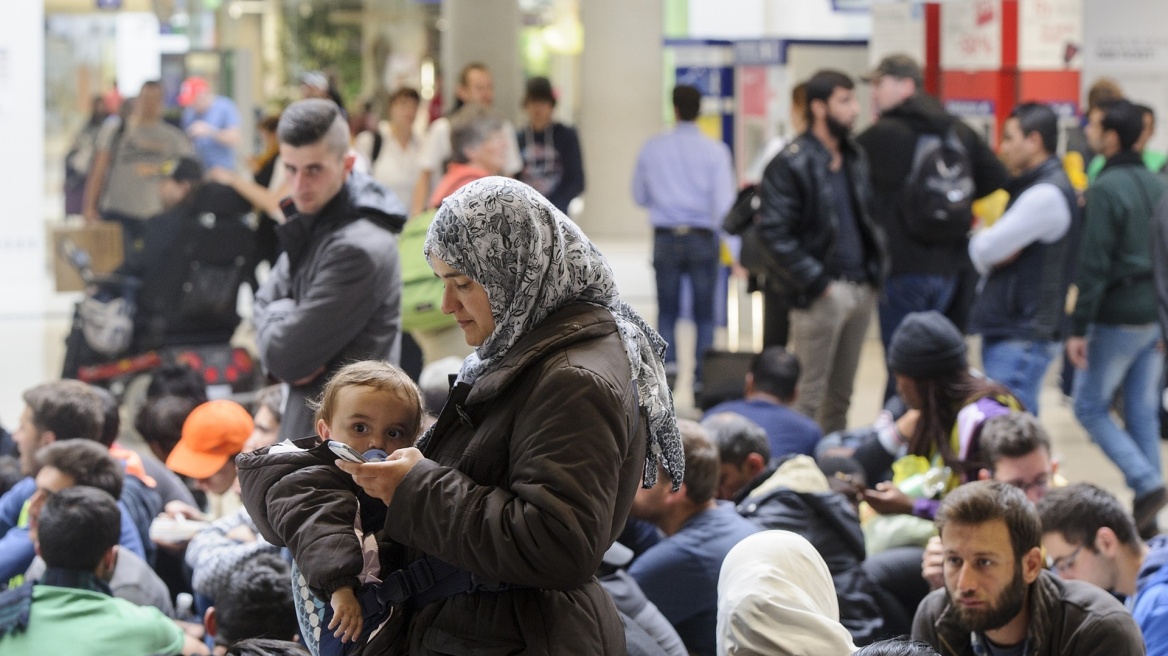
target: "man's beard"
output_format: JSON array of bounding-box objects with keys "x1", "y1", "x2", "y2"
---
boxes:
[
  {"x1": 826, "y1": 114, "x2": 852, "y2": 142},
  {"x1": 951, "y1": 564, "x2": 1029, "y2": 633}
]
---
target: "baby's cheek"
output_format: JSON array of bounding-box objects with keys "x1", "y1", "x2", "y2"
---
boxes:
[{"x1": 387, "y1": 437, "x2": 413, "y2": 452}]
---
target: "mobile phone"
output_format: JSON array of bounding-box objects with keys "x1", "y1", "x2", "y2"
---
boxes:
[{"x1": 328, "y1": 440, "x2": 368, "y2": 463}]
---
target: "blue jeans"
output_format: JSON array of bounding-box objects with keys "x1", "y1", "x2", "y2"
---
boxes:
[
  {"x1": 1072, "y1": 323, "x2": 1164, "y2": 497},
  {"x1": 879, "y1": 274, "x2": 960, "y2": 400},
  {"x1": 981, "y1": 338, "x2": 1060, "y2": 415},
  {"x1": 653, "y1": 230, "x2": 719, "y2": 384}
]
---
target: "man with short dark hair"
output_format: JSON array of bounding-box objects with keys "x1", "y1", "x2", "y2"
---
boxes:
[
  {"x1": 1068, "y1": 98, "x2": 1168, "y2": 538},
  {"x1": 857, "y1": 54, "x2": 1007, "y2": 403},
  {"x1": 975, "y1": 413, "x2": 1060, "y2": 502},
  {"x1": 1038, "y1": 483, "x2": 1168, "y2": 655},
  {"x1": 628, "y1": 421, "x2": 760, "y2": 655},
  {"x1": 254, "y1": 98, "x2": 407, "y2": 441},
  {"x1": 701, "y1": 413, "x2": 770, "y2": 502},
  {"x1": 967, "y1": 103, "x2": 1081, "y2": 415},
  {"x1": 21, "y1": 441, "x2": 174, "y2": 616},
  {"x1": 757, "y1": 70, "x2": 888, "y2": 432},
  {"x1": 0, "y1": 380, "x2": 149, "y2": 584},
  {"x1": 633, "y1": 84, "x2": 736, "y2": 399},
  {"x1": 0, "y1": 487, "x2": 205, "y2": 655},
  {"x1": 912, "y1": 480, "x2": 1144, "y2": 655},
  {"x1": 703, "y1": 346, "x2": 822, "y2": 458},
  {"x1": 205, "y1": 553, "x2": 298, "y2": 652}
]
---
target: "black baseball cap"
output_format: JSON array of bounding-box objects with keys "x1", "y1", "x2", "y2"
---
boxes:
[
  {"x1": 861, "y1": 53, "x2": 923, "y2": 86},
  {"x1": 160, "y1": 156, "x2": 204, "y2": 183}
]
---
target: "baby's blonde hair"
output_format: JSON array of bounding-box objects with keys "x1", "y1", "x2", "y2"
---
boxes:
[{"x1": 310, "y1": 361, "x2": 424, "y2": 442}]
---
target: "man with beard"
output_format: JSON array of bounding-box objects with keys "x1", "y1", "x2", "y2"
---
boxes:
[
  {"x1": 755, "y1": 70, "x2": 888, "y2": 433},
  {"x1": 912, "y1": 481, "x2": 1143, "y2": 656}
]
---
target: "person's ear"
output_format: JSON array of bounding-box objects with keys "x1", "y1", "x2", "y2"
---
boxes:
[
  {"x1": 343, "y1": 151, "x2": 356, "y2": 174},
  {"x1": 745, "y1": 453, "x2": 767, "y2": 479},
  {"x1": 204, "y1": 606, "x2": 217, "y2": 640},
  {"x1": 743, "y1": 373, "x2": 756, "y2": 397},
  {"x1": 1022, "y1": 546, "x2": 1043, "y2": 583},
  {"x1": 97, "y1": 546, "x2": 117, "y2": 581},
  {"x1": 977, "y1": 468, "x2": 992, "y2": 481},
  {"x1": 1095, "y1": 526, "x2": 1120, "y2": 556},
  {"x1": 41, "y1": 430, "x2": 57, "y2": 447},
  {"x1": 316, "y1": 418, "x2": 330, "y2": 440},
  {"x1": 1050, "y1": 459, "x2": 1059, "y2": 476}
]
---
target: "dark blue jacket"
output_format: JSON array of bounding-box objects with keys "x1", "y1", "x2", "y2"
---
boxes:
[{"x1": 968, "y1": 157, "x2": 1081, "y2": 341}]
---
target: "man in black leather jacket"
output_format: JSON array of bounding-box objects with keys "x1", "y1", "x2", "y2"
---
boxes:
[{"x1": 756, "y1": 69, "x2": 888, "y2": 433}]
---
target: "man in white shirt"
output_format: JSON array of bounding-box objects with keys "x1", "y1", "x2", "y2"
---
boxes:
[
  {"x1": 409, "y1": 62, "x2": 521, "y2": 215},
  {"x1": 967, "y1": 103, "x2": 1081, "y2": 415}
]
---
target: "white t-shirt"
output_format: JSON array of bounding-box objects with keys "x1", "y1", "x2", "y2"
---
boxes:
[{"x1": 354, "y1": 124, "x2": 423, "y2": 209}]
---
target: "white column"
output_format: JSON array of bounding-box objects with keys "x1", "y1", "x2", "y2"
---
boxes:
[
  {"x1": 577, "y1": 0, "x2": 663, "y2": 239},
  {"x1": 441, "y1": 0, "x2": 521, "y2": 125},
  {"x1": 0, "y1": 0, "x2": 46, "y2": 422}
]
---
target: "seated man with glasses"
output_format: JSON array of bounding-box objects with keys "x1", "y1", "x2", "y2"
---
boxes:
[
  {"x1": 921, "y1": 412, "x2": 1064, "y2": 591},
  {"x1": 1038, "y1": 482, "x2": 1168, "y2": 655}
]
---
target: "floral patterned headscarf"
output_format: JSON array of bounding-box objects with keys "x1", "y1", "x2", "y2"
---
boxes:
[{"x1": 424, "y1": 176, "x2": 683, "y2": 489}]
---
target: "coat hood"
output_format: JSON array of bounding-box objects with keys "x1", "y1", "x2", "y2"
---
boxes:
[
  {"x1": 883, "y1": 93, "x2": 955, "y2": 134},
  {"x1": 1138, "y1": 535, "x2": 1168, "y2": 592},
  {"x1": 236, "y1": 437, "x2": 354, "y2": 547},
  {"x1": 347, "y1": 169, "x2": 408, "y2": 233},
  {"x1": 717, "y1": 530, "x2": 857, "y2": 655}
]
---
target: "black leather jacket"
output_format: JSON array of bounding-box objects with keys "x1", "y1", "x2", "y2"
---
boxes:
[{"x1": 757, "y1": 132, "x2": 888, "y2": 308}]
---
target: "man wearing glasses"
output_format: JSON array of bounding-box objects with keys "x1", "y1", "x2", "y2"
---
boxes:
[
  {"x1": 922, "y1": 412, "x2": 1063, "y2": 591},
  {"x1": 1038, "y1": 483, "x2": 1168, "y2": 655}
]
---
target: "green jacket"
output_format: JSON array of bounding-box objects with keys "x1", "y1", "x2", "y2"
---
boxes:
[
  {"x1": 1071, "y1": 153, "x2": 1167, "y2": 335},
  {"x1": 0, "y1": 585, "x2": 184, "y2": 656}
]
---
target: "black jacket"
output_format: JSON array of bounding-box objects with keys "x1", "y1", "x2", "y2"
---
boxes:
[
  {"x1": 756, "y1": 132, "x2": 888, "y2": 308},
  {"x1": 968, "y1": 157, "x2": 1082, "y2": 342},
  {"x1": 254, "y1": 171, "x2": 407, "y2": 442},
  {"x1": 238, "y1": 437, "x2": 390, "y2": 600},
  {"x1": 913, "y1": 570, "x2": 1145, "y2": 656},
  {"x1": 856, "y1": 94, "x2": 1007, "y2": 276},
  {"x1": 735, "y1": 463, "x2": 884, "y2": 645}
]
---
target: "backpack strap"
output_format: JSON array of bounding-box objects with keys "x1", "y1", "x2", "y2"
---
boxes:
[{"x1": 373, "y1": 555, "x2": 528, "y2": 608}]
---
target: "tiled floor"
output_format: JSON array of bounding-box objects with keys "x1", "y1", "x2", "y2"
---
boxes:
[{"x1": 2, "y1": 234, "x2": 1164, "y2": 524}]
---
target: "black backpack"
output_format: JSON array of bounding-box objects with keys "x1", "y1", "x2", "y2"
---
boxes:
[{"x1": 902, "y1": 126, "x2": 976, "y2": 244}]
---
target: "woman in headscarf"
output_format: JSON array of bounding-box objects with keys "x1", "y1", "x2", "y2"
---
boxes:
[
  {"x1": 717, "y1": 531, "x2": 857, "y2": 656},
  {"x1": 336, "y1": 176, "x2": 683, "y2": 654}
]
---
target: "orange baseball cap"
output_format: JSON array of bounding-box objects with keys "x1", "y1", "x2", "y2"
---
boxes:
[
  {"x1": 167, "y1": 400, "x2": 253, "y2": 479},
  {"x1": 177, "y1": 76, "x2": 210, "y2": 107}
]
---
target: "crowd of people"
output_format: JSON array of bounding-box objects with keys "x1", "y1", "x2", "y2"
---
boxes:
[{"x1": 2, "y1": 49, "x2": 1167, "y2": 656}]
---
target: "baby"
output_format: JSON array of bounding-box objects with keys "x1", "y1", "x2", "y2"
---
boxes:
[{"x1": 238, "y1": 361, "x2": 422, "y2": 655}]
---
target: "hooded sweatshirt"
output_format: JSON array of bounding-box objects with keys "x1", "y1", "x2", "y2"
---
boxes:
[
  {"x1": 717, "y1": 530, "x2": 857, "y2": 656},
  {"x1": 856, "y1": 94, "x2": 1007, "y2": 276},
  {"x1": 1134, "y1": 534, "x2": 1168, "y2": 655}
]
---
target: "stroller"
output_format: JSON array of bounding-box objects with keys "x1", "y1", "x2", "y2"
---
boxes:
[{"x1": 61, "y1": 201, "x2": 259, "y2": 399}]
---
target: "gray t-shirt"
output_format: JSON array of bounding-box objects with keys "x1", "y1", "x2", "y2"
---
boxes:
[
  {"x1": 97, "y1": 118, "x2": 191, "y2": 219},
  {"x1": 26, "y1": 547, "x2": 175, "y2": 617}
]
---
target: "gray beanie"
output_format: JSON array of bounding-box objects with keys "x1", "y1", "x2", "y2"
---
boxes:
[{"x1": 887, "y1": 311, "x2": 967, "y2": 378}]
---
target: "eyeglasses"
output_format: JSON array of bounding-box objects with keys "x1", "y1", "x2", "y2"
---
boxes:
[
  {"x1": 1046, "y1": 545, "x2": 1083, "y2": 575},
  {"x1": 1003, "y1": 474, "x2": 1050, "y2": 495}
]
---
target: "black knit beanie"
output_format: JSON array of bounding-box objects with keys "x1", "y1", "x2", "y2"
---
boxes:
[{"x1": 887, "y1": 311, "x2": 967, "y2": 378}]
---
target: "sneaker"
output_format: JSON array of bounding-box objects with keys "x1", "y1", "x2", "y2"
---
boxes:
[{"x1": 1134, "y1": 486, "x2": 1168, "y2": 538}]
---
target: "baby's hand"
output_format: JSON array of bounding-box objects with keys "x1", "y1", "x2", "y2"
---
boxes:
[{"x1": 328, "y1": 587, "x2": 363, "y2": 643}]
